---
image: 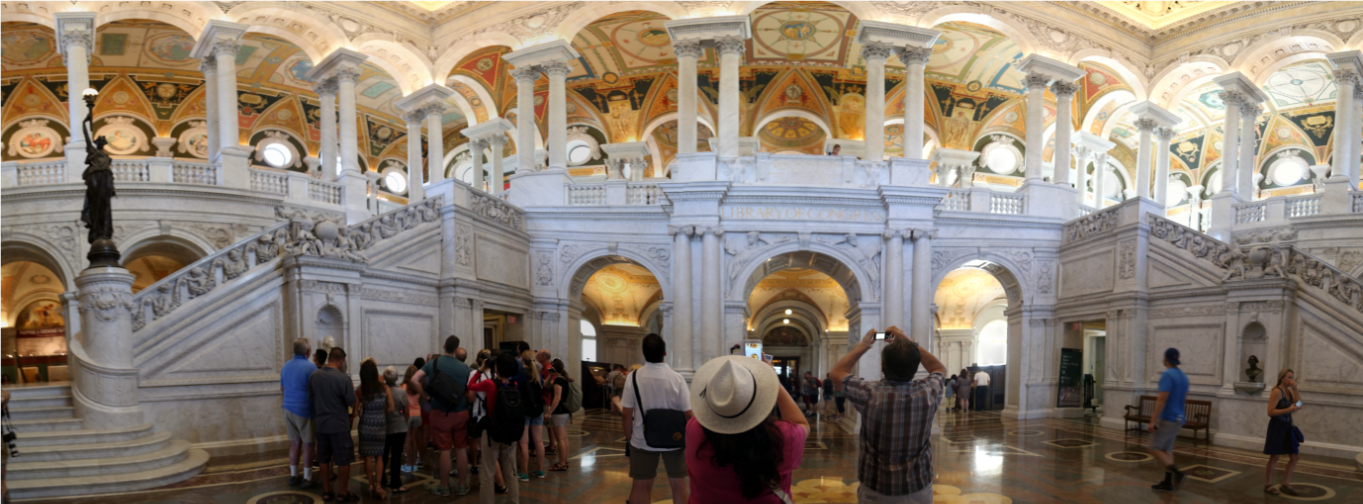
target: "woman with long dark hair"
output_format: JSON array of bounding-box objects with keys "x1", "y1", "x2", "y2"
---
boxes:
[
  {"x1": 355, "y1": 358, "x2": 394, "y2": 500},
  {"x1": 1263, "y1": 368, "x2": 1303, "y2": 496},
  {"x1": 547, "y1": 359, "x2": 573, "y2": 471},
  {"x1": 686, "y1": 355, "x2": 809, "y2": 503}
]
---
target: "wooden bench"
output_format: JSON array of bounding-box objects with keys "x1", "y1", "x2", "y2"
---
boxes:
[{"x1": 1123, "y1": 396, "x2": 1213, "y2": 447}]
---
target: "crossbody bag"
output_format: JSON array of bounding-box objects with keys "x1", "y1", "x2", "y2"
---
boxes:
[{"x1": 630, "y1": 370, "x2": 686, "y2": 449}]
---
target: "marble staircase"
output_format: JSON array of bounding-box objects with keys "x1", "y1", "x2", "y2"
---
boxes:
[{"x1": 4, "y1": 383, "x2": 208, "y2": 499}]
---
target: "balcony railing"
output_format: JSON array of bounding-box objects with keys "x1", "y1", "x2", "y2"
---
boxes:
[
  {"x1": 990, "y1": 193, "x2": 1025, "y2": 215},
  {"x1": 111, "y1": 159, "x2": 151, "y2": 182},
  {"x1": 1078, "y1": 204, "x2": 1099, "y2": 216},
  {"x1": 250, "y1": 168, "x2": 289, "y2": 195},
  {"x1": 14, "y1": 160, "x2": 67, "y2": 187},
  {"x1": 1284, "y1": 194, "x2": 1321, "y2": 218},
  {"x1": 172, "y1": 161, "x2": 219, "y2": 185},
  {"x1": 309, "y1": 178, "x2": 344, "y2": 205},
  {"x1": 1235, "y1": 201, "x2": 1267, "y2": 224},
  {"x1": 1354, "y1": 192, "x2": 1363, "y2": 213},
  {"x1": 626, "y1": 183, "x2": 667, "y2": 205},
  {"x1": 939, "y1": 189, "x2": 970, "y2": 212},
  {"x1": 567, "y1": 184, "x2": 606, "y2": 205}
]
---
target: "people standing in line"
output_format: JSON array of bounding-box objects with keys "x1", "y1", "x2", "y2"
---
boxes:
[
  {"x1": 468, "y1": 350, "x2": 507, "y2": 493},
  {"x1": 309, "y1": 347, "x2": 328, "y2": 470},
  {"x1": 410, "y1": 336, "x2": 474, "y2": 497},
  {"x1": 380, "y1": 366, "x2": 410, "y2": 494},
  {"x1": 467, "y1": 353, "x2": 524, "y2": 504},
  {"x1": 801, "y1": 372, "x2": 821, "y2": 415},
  {"x1": 536, "y1": 350, "x2": 559, "y2": 456},
  {"x1": 831, "y1": 326, "x2": 947, "y2": 504},
  {"x1": 313, "y1": 348, "x2": 328, "y2": 369},
  {"x1": 401, "y1": 365, "x2": 424, "y2": 474},
  {"x1": 413, "y1": 356, "x2": 430, "y2": 468},
  {"x1": 973, "y1": 367, "x2": 991, "y2": 412},
  {"x1": 280, "y1": 338, "x2": 316, "y2": 489},
  {"x1": 1147, "y1": 348, "x2": 1189, "y2": 492},
  {"x1": 356, "y1": 359, "x2": 394, "y2": 500},
  {"x1": 686, "y1": 355, "x2": 808, "y2": 503},
  {"x1": 516, "y1": 352, "x2": 548, "y2": 481},
  {"x1": 1264, "y1": 368, "x2": 1304, "y2": 496},
  {"x1": 621, "y1": 333, "x2": 692, "y2": 504},
  {"x1": 956, "y1": 368, "x2": 973, "y2": 413},
  {"x1": 310, "y1": 347, "x2": 359, "y2": 502},
  {"x1": 822, "y1": 373, "x2": 838, "y2": 419},
  {"x1": 547, "y1": 359, "x2": 573, "y2": 471},
  {"x1": 945, "y1": 374, "x2": 957, "y2": 412},
  {"x1": 834, "y1": 378, "x2": 846, "y2": 418}
]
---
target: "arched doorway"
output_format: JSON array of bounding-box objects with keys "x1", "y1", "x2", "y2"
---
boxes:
[
  {"x1": 931, "y1": 257, "x2": 1031, "y2": 416},
  {"x1": 120, "y1": 238, "x2": 205, "y2": 293},
  {"x1": 562, "y1": 252, "x2": 670, "y2": 390},
  {"x1": 1, "y1": 259, "x2": 70, "y2": 384}
]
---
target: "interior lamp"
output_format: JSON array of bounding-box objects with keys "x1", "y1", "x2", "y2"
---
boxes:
[{"x1": 82, "y1": 87, "x2": 99, "y2": 107}]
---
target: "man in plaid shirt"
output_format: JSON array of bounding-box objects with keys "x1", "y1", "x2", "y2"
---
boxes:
[{"x1": 831, "y1": 326, "x2": 946, "y2": 504}]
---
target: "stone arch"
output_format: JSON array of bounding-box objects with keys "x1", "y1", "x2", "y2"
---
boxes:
[
  {"x1": 561, "y1": 249, "x2": 673, "y2": 303},
  {"x1": 1072, "y1": 52, "x2": 1150, "y2": 101},
  {"x1": 751, "y1": 109, "x2": 834, "y2": 143},
  {"x1": 733, "y1": 0, "x2": 879, "y2": 24},
  {"x1": 119, "y1": 233, "x2": 211, "y2": 267},
  {"x1": 228, "y1": 5, "x2": 351, "y2": 62},
  {"x1": 433, "y1": 33, "x2": 524, "y2": 84},
  {"x1": 448, "y1": 75, "x2": 498, "y2": 120},
  {"x1": 553, "y1": 3, "x2": 688, "y2": 41},
  {"x1": 1233, "y1": 32, "x2": 1343, "y2": 83},
  {"x1": 929, "y1": 252, "x2": 1032, "y2": 308},
  {"x1": 729, "y1": 246, "x2": 873, "y2": 305},
  {"x1": 1149, "y1": 58, "x2": 1230, "y2": 109},
  {"x1": 3, "y1": 11, "x2": 55, "y2": 28},
  {"x1": 1082, "y1": 89, "x2": 1136, "y2": 134},
  {"x1": 315, "y1": 305, "x2": 345, "y2": 349},
  {"x1": 1, "y1": 236, "x2": 78, "y2": 291},
  {"x1": 95, "y1": 6, "x2": 211, "y2": 39},
  {"x1": 352, "y1": 36, "x2": 434, "y2": 93},
  {"x1": 921, "y1": 9, "x2": 1039, "y2": 56},
  {"x1": 752, "y1": 299, "x2": 829, "y2": 338}
]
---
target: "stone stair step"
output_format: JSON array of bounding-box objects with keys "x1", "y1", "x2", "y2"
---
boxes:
[
  {"x1": 7, "y1": 448, "x2": 209, "y2": 499},
  {"x1": 6, "y1": 405, "x2": 76, "y2": 421},
  {"x1": 14, "y1": 422, "x2": 153, "y2": 447},
  {"x1": 12, "y1": 431, "x2": 173, "y2": 462},
  {"x1": 8, "y1": 417, "x2": 82, "y2": 432},
  {"x1": 5, "y1": 393, "x2": 73, "y2": 409},
  {"x1": 6, "y1": 440, "x2": 191, "y2": 480},
  {"x1": 3, "y1": 383, "x2": 71, "y2": 400}
]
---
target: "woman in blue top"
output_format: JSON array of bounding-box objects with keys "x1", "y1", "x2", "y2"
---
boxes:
[{"x1": 1263, "y1": 368, "x2": 1303, "y2": 496}]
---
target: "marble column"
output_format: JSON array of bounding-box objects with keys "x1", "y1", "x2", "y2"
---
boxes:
[
  {"x1": 701, "y1": 226, "x2": 723, "y2": 362},
  {"x1": 510, "y1": 66, "x2": 540, "y2": 174},
  {"x1": 862, "y1": 42, "x2": 891, "y2": 161},
  {"x1": 213, "y1": 39, "x2": 242, "y2": 153},
  {"x1": 900, "y1": 46, "x2": 932, "y2": 160},
  {"x1": 910, "y1": 229, "x2": 933, "y2": 345},
  {"x1": 1332, "y1": 69, "x2": 1357, "y2": 182},
  {"x1": 61, "y1": 28, "x2": 93, "y2": 160},
  {"x1": 1022, "y1": 74, "x2": 1049, "y2": 181},
  {"x1": 470, "y1": 139, "x2": 488, "y2": 192},
  {"x1": 1093, "y1": 153, "x2": 1109, "y2": 208},
  {"x1": 715, "y1": 37, "x2": 745, "y2": 158},
  {"x1": 883, "y1": 229, "x2": 904, "y2": 328},
  {"x1": 422, "y1": 103, "x2": 446, "y2": 183},
  {"x1": 489, "y1": 134, "x2": 506, "y2": 194},
  {"x1": 1074, "y1": 146, "x2": 1091, "y2": 205},
  {"x1": 1134, "y1": 118, "x2": 1156, "y2": 199},
  {"x1": 1238, "y1": 101, "x2": 1260, "y2": 198},
  {"x1": 1154, "y1": 127, "x2": 1175, "y2": 206},
  {"x1": 199, "y1": 56, "x2": 220, "y2": 161},
  {"x1": 315, "y1": 78, "x2": 339, "y2": 179},
  {"x1": 1354, "y1": 86, "x2": 1363, "y2": 187},
  {"x1": 671, "y1": 225, "x2": 695, "y2": 376},
  {"x1": 674, "y1": 41, "x2": 702, "y2": 154},
  {"x1": 403, "y1": 111, "x2": 425, "y2": 200},
  {"x1": 335, "y1": 67, "x2": 361, "y2": 175},
  {"x1": 1051, "y1": 81, "x2": 1078, "y2": 186},
  {"x1": 544, "y1": 61, "x2": 572, "y2": 170},
  {"x1": 1217, "y1": 90, "x2": 1245, "y2": 197}
]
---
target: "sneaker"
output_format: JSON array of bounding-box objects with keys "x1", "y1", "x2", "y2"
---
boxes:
[
  {"x1": 289, "y1": 475, "x2": 301, "y2": 487},
  {"x1": 495, "y1": 484, "x2": 508, "y2": 494},
  {"x1": 518, "y1": 472, "x2": 530, "y2": 482},
  {"x1": 533, "y1": 470, "x2": 546, "y2": 479},
  {"x1": 1151, "y1": 481, "x2": 1175, "y2": 492},
  {"x1": 456, "y1": 484, "x2": 471, "y2": 496},
  {"x1": 429, "y1": 484, "x2": 451, "y2": 497},
  {"x1": 1173, "y1": 471, "x2": 1185, "y2": 487},
  {"x1": 401, "y1": 464, "x2": 412, "y2": 473},
  {"x1": 298, "y1": 478, "x2": 317, "y2": 490}
]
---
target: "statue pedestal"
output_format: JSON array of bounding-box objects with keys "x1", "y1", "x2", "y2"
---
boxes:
[{"x1": 72, "y1": 267, "x2": 144, "y2": 429}]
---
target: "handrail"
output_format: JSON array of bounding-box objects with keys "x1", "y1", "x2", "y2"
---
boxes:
[
  {"x1": 989, "y1": 193, "x2": 1025, "y2": 215},
  {"x1": 938, "y1": 189, "x2": 970, "y2": 212},
  {"x1": 626, "y1": 182, "x2": 667, "y2": 205},
  {"x1": 1078, "y1": 204, "x2": 1098, "y2": 216},
  {"x1": 471, "y1": 191, "x2": 525, "y2": 231},
  {"x1": 1146, "y1": 213, "x2": 1240, "y2": 271},
  {"x1": 1234, "y1": 200, "x2": 1267, "y2": 224},
  {"x1": 1064, "y1": 204, "x2": 1121, "y2": 243},
  {"x1": 1283, "y1": 194, "x2": 1321, "y2": 218}
]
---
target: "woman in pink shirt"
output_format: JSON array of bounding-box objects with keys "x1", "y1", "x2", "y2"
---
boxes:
[{"x1": 686, "y1": 355, "x2": 809, "y2": 503}]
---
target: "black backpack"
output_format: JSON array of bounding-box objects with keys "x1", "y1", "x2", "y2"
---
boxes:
[
  {"x1": 487, "y1": 380, "x2": 525, "y2": 444},
  {"x1": 428, "y1": 356, "x2": 466, "y2": 411},
  {"x1": 520, "y1": 370, "x2": 546, "y2": 414}
]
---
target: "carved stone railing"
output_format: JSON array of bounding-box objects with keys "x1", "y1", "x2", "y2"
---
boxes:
[
  {"x1": 111, "y1": 159, "x2": 150, "y2": 182},
  {"x1": 1234, "y1": 200, "x2": 1268, "y2": 224},
  {"x1": 15, "y1": 160, "x2": 66, "y2": 186},
  {"x1": 1078, "y1": 204, "x2": 1098, "y2": 216},
  {"x1": 939, "y1": 188, "x2": 970, "y2": 212},
  {"x1": 250, "y1": 168, "x2": 289, "y2": 195},
  {"x1": 308, "y1": 178, "x2": 344, "y2": 205},
  {"x1": 989, "y1": 193, "x2": 1025, "y2": 215},
  {"x1": 566, "y1": 184, "x2": 605, "y2": 205},
  {"x1": 1284, "y1": 194, "x2": 1321, "y2": 218},
  {"x1": 1147, "y1": 213, "x2": 1240, "y2": 271},
  {"x1": 626, "y1": 183, "x2": 667, "y2": 205},
  {"x1": 171, "y1": 160, "x2": 219, "y2": 185},
  {"x1": 472, "y1": 191, "x2": 525, "y2": 231},
  {"x1": 1064, "y1": 205, "x2": 1121, "y2": 243},
  {"x1": 1353, "y1": 192, "x2": 1363, "y2": 213},
  {"x1": 1279, "y1": 247, "x2": 1363, "y2": 315}
]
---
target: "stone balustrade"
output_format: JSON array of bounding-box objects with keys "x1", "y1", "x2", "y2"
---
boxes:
[
  {"x1": 171, "y1": 160, "x2": 219, "y2": 185},
  {"x1": 564, "y1": 181, "x2": 668, "y2": 206}
]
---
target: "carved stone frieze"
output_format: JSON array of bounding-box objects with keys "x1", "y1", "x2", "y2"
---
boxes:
[
  {"x1": 535, "y1": 251, "x2": 555, "y2": 287},
  {"x1": 1118, "y1": 239, "x2": 1137, "y2": 279},
  {"x1": 454, "y1": 222, "x2": 473, "y2": 267},
  {"x1": 299, "y1": 280, "x2": 347, "y2": 294},
  {"x1": 816, "y1": 233, "x2": 881, "y2": 295},
  {"x1": 1065, "y1": 207, "x2": 1120, "y2": 243},
  {"x1": 471, "y1": 192, "x2": 525, "y2": 231},
  {"x1": 466, "y1": 2, "x2": 584, "y2": 43},
  {"x1": 1149, "y1": 305, "x2": 1226, "y2": 319},
  {"x1": 361, "y1": 288, "x2": 438, "y2": 306},
  {"x1": 931, "y1": 248, "x2": 974, "y2": 276},
  {"x1": 560, "y1": 243, "x2": 582, "y2": 266},
  {"x1": 77, "y1": 285, "x2": 135, "y2": 322}
]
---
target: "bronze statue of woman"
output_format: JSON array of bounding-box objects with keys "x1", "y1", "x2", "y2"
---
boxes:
[{"x1": 79, "y1": 90, "x2": 120, "y2": 267}]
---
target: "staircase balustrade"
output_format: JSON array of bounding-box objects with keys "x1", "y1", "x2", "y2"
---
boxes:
[
  {"x1": 567, "y1": 184, "x2": 606, "y2": 205},
  {"x1": 1235, "y1": 200, "x2": 1267, "y2": 224},
  {"x1": 110, "y1": 159, "x2": 151, "y2": 182},
  {"x1": 1064, "y1": 204, "x2": 1121, "y2": 243},
  {"x1": 1284, "y1": 194, "x2": 1321, "y2": 218},
  {"x1": 1354, "y1": 192, "x2": 1363, "y2": 213},
  {"x1": 308, "y1": 178, "x2": 344, "y2": 205},
  {"x1": 626, "y1": 183, "x2": 667, "y2": 205}
]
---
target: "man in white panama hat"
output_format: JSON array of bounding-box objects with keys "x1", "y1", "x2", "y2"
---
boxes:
[{"x1": 831, "y1": 326, "x2": 947, "y2": 504}]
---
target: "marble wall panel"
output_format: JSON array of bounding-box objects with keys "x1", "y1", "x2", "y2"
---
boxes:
[
  {"x1": 142, "y1": 293, "x2": 283, "y2": 385},
  {"x1": 363, "y1": 310, "x2": 436, "y2": 371},
  {"x1": 1059, "y1": 248, "x2": 1114, "y2": 298},
  {"x1": 1298, "y1": 323, "x2": 1363, "y2": 390},
  {"x1": 143, "y1": 392, "x2": 285, "y2": 445},
  {"x1": 1150, "y1": 323, "x2": 1222, "y2": 384},
  {"x1": 475, "y1": 234, "x2": 529, "y2": 289}
]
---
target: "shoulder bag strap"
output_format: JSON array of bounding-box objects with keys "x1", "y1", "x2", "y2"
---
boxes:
[
  {"x1": 768, "y1": 482, "x2": 795, "y2": 504},
  {"x1": 631, "y1": 370, "x2": 647, "y2": 428}
]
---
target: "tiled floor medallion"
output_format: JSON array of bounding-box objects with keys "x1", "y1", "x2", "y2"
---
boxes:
[
  {"x1": 246, "y1": 491, "x2": 323, "y2": 504},
  {"x1": 1179, "y1": 464, "x2": 1241, "y2": 483},
  {"x1": 931, "y1": 485, "x2": 1013, "y2": 503},
  {"x1": 1044, "y1": 438, "x2": 1099, "y2": 449},
  {"x1": 1103, "y1": 451, "x2": 1153, "y2": 462},
  {"x1": 790, "y1": 478, "x2": 860, "y2": 503},
  {"x1": 1278, "y1": 483, "x2": 1336, "y2": 501}
]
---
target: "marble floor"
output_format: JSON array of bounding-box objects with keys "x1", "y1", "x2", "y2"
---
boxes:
[{"x1": 12, "y1": 408, "x2": 1363, "y2": 503}]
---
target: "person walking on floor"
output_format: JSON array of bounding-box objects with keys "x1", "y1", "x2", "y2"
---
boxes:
[
  {"x1": 621, "y1": 333, "x2": 692, "y2": 504},
  {"x1": 310, "y1": 347, "x2": 359, "y2": 502},
  {"x1": 607, "y1": 364, "x2": 627, "y2": 415},
  {"x1": 956, "y1": 368, "x2": 973, "y2": 413},
  {"x1": 686, "y1": 355, "x2": 808, "y2": 503},
  {"x1": 1147, "y1": 348, "x2": 1189, "y2": 491},
  {"x1": 973, "y1": 367, "x2": 991, "y2": 411},
  {"x1": 409, "y1": 336, "x2": 475, "y2": 497},
  {"x1": 356, "y1": 359, "x2": 394, "y2": 500},
  {"x1": 467, "y1": 353, "x2": 525, "y2": 504},
  {"x1": 801, "y1": 372, "x2": 821, "y2": 415},
  {"x1": 280, "y1": 338, "x2": 316, "y2": 489},
  {"x1": 380, "y1": 366, "x2": 410, "y2": 494},
  {"x1": 831, "y1": 326, "x2": 947, "y2": 504},
  {"x1": 1264, "y1": 368, "x2": 1304, "y2": 496}
]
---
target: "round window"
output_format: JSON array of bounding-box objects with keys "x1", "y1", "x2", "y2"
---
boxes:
[
  {"x1": 1205, "y1": 171, "x2": 1222, "y2": 194},
  {"x1": 1104, "y1": 168, "x2": 1122, "y2": 197},
  {"x1": 1166, "y1": 178, "x2": 1188, "y2": 205},
  {"x1": 568, "y1": 144, "x2": 592, "y2": 165},
  {"x1": 987, "y1": 148, "x2": 1017, "y2": 173},
  {"x1": 1270, "y1": 156, "x2": 1307, "y2": 186},
  {"x1": 262, "y1": 143, "x2": 291, "y2": 168},
  {"x1": 384, "y1": 170, "x2": 407, "y2": 194}
]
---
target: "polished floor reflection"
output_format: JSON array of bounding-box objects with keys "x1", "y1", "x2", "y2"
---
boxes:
[{"x1": 14, "y1": 408, "x2": 1363, "y2": 503}]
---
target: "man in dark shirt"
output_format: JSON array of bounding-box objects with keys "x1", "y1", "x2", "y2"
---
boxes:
[{"x1": 310, "y1": 347, "x2": 358, "y2": 501}]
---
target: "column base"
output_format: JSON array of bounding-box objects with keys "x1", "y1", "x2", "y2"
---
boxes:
[
  {"x1": 1207, "y1": 191, "x2": 1243, "y2": 241},
  {"x1": 1322, "y1": 176, "x2": 1354, "y2": 214},
  {"x1": 216, "y1": 146, "x2": 253, "y2": 188},
  {"x1": 1018, "y1": 180, "x2": 1079, "y2": 220},
  {"x1": 506, "y1": 169, "x2": 572, "y2": 207}
]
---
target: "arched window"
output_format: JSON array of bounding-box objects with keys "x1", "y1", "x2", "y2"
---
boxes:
[
  {"x1": 581, "y1": 319, "x2": 598, "y2": 362},
  {"x1": 977, "y1": 320, "x2": 1007, "y2": 366}
]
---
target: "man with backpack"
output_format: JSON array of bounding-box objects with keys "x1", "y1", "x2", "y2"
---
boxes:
[
  {"x1": 409, "y1": 336, "x2": 473, "y2": 497},
  {"x1": 467, "y1": 353, "x2": 525, "y2": 504},
  {"x1": 621, "y1": 334, "x2": 692, "y2": 504}
]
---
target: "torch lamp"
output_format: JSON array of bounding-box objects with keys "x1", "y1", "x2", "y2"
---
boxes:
[{"x1": 82, "y1": 87, "x2": 98, "y2": 111}]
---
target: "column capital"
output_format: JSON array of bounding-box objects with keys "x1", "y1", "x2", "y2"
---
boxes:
[
  {"x1": 704, "y1": 225, "x2": 725, "y2": 237},
  {"x1": 541, "y1": 61, "x2": 573, "y2": 77},
  {"x1": 1237, "y1": 101, "x2": 1262, "y2": 119},
  {"x1": 333, "y1": 67, "x2": 362, "y2": 85},
  {"x1": 1049, "y1": 80, "x2": 1079, "y2": 98},
  {"x1": 1155, "y1": 127, "x2": 1176, "y2": 141},
  {"x1": 860, "y1": 41, "x2": 893, "y2": 63},
  {"x1": 1354, "y1": 84, "x2": 1363, "y2": 101},
  {"x1": 417, "y1": 102, "x2": 447, "y2": 119},
  {"x1": 312, "y1": 77, "x2": 339, "y2": 97},
  {"x1": 213, "y1": 39, "x2": 242, "y2": 58},
  {"x1": 899, "y1": 45, "x2": 933, "y2": 66},
  {"x1": 1218, "y1": 89, "x2": 1247, "y2": 108},
  {"x1": 1134, "y1": 117, "x2": 1158, "y2": 132},
  {"x1": 59, "y1": 31, "x2": 94, "y2": 66},
  {"x1": 1023, "y1": 73, "x2": 1051, "y2": 90},
  {"x1": 672, "y1": 40, "x2": 704, "y2": 59},
  {"x1": 470, "y1": 138, "x2": 490, "y2": 151},
  {"x1": 509, "y1": 65, "x2": 542, "y2": 83},
  {"x1": 669, "y1": 225, "x2": 695, "y2": 237},
  {"x1": 715, "y1": 36, "x2": 746, "y2": 56},
  {"x1": 197, "y1": 54, "x2": 218, "y2": 74},
  {"x1": 401, "y1": 110, "x2": 425, "y2": 125},
  {"x1": 909, "y1": 228, "x2": 936, "y2": 241},
  {"x1": 1332, "y1": 69, "x2": 1360, "y2": 87}
]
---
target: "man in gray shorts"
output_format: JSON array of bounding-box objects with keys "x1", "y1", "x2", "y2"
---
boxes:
[
  {"x1": 280, "y1": 337, "x2": 316, "y2": 488},
  {"x1": 620, "y1": 334, "x2": 691, "y2": 504},
  {"x1": 1148, "y1": 348, "x2": 1189, "y2": 491}
]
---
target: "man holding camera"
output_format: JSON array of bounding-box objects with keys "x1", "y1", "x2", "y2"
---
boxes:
[{"x1": 831, "y1": 326, "x2": 946, "y2": 504}]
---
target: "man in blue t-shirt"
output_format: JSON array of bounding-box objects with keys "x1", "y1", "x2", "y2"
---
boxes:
[
  {"x1": 1148, "y1": 347, "x2": 1189, "y2": 491},
  {"x1": 280, "y1": 337, "x2": 317, "y2": 488},
  {"x1": 410, "y1": 336, "x2": 474, "y2": 497}
]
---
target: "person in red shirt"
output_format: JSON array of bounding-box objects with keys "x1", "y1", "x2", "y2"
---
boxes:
[{"x1": 466, "y1": 353, "x2": 520, "y2": 504}]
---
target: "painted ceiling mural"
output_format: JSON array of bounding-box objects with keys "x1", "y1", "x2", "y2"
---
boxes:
[
  {"x1": 580, "y1": 264, "x2": 661, "y2": 328},
  {"x1": 748, "y1": 268, "x2": 849, "y2": 333},
  {"x1": 932, "y1": 268, "x2": 1005, "y2": 331}
]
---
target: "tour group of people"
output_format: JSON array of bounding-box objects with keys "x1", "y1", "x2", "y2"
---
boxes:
[{"x1": 278, "y1": 330, "x2": 1312, "y2": 502}]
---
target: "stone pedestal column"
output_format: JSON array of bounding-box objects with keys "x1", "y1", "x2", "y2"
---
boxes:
[
  {"x1": 909, "y1": 229, "x2": 933, "y2": 345},
  {"x1": 670, "y1": 225, "x2": 695, "y2": 377},
  {"x1": 1022, "y1": 74, "x2": 1049, "y2": 181},
  {"x1": 883, "y1": 229, "x2": 904, "y2": 328},
  {"x1": 1354, "y1": 86, "x2": 1363, "y2": 187},
  {"x1": 1051, "y1": 81, "x2": 1078, "y2": 186},
  {"x1": 1217, "y1": 90, "x2": 1245, "y2": 198},
  {"x1": 315, "y1": 78, "x2": 339, "y2": 179},
  {"x1": 1154, "y1": 127, "x2": 1175, "y2": 206},
  {"x1": 214, "y1": 40, "x2": 242, "y2": 153},
  {"x1": 862, "y1": 42, "x2": 891, "y2": 161},
  {"x1": 544, "y1": 62, "x2": 572, "y2": 171},
  {"x1": 422, "y1": 103, "x2": 446, "y2": 183},
  {"x1": 61, "y1": 25, "x2": 93, "y2": 179},
  {"x1": 1134, "y1": 118, "x2": 1156, "y2": 199},
  {"x1": 900, "y1": 47, "x2": 932, "y2": 160},
  {"x1": 511, "y1": 66, "x2": 540, "y2": 174},
  {"x1": 1239, "y1": 102, "x2": 1260, "y2": 198},
  {"x1": 489, "y1": 135, "x2": 507, "y2": 194},
  {"x1": 403, "y1": 111, "x2": 425, "y2": 200},
  {"x1": 674, "y1": 41, "x2": 703, "y2": 155},
  {"x1": 1092, "y1": 153, "x2": 1110, "y2": 208},
  {"x1": 199, "y1": 57, "x2": 220, "y2": 161},
  {"x1": 470, "y1": 139, "x2": 488, "y2": 192},
  {"x1": 701, "y1": 226, "x2": 723, "y2": 362},
  {"x1": 1074, "y1": 146, "x2": 1091, "y2": 205},
  {"x1": 73, "y1": 267, "x2": 144, "y2": 429},
  {"x1": 336, "y1": 67, "x2": 362, "y2": 175},
  {"x1": 715, "y1": 37, "x2": 745, "y2": 158},
  {"x1": 1332, "y1": 69, "x2": 1357, "y2": 183}
]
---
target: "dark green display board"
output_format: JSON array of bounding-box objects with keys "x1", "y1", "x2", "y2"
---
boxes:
[{"x1": 1057, "y1": 348, "x2": 1083, "y2": 407}]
